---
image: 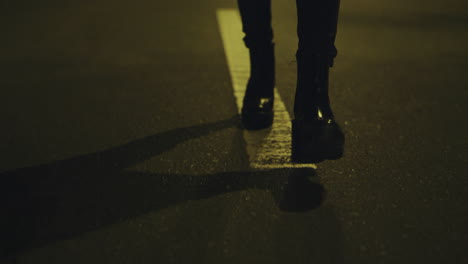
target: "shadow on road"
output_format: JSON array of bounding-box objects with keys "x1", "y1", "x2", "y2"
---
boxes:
[{"x1": 0, "y1": 116, "x2": 342, "y2": 262}]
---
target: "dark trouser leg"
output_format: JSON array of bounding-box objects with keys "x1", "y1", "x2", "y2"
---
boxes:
[
  {"x1": 295, "y1": 0, "x2": 339, "y2": 63},
  {"x1": 238, "y1": 0, "x2": 274, "y2": 49},
  {"x1": 237, "y1": 0, "x2": 275, "y2": 129}
]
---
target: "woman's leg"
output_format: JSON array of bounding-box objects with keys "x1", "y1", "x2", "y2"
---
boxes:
[
  {"x1": 292, "y1": 0, "x2": 344, "y2": 163},
  {"x1": 237, "y1": 0, "x2": 275, "y2": 130},
  {"x1": 294, "y1": 0, "x2": 340, "y2": 120}
]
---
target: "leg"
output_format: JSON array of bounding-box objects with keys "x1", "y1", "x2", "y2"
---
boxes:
[
  {"x1": 292, "y1": 0, "x2": 344, "y2": 163},
  {"x1": 237, "y1": 0, "x2": 275, "y2": 130},
  {"x1": 295, "y1": 0, "x2": 340, "y2": 64},
  {"x1": 294, "y1": 0, "x2": 340, "y2": 120},
  {"x1": 237, "y1": 0, "x2": 274, "y2": 49}
]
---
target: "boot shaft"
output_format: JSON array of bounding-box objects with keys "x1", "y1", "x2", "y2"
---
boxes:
[
  {"x1": 294, "y1": 53, "x2": 334, "y2": 121},
  {"x1": 248, "y1": 43, "x2": 275, "y2": 93}
]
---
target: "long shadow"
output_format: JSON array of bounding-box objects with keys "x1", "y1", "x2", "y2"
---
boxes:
[{"x1": 0, "y1": 116, "x2": 336, "y2": 260}]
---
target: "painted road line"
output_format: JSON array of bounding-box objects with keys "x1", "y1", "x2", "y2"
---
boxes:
[{"x1": 216, "y1": 8, "x2": 316, "y2": 169}]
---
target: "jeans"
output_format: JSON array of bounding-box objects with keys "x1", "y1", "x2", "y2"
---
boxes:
[{"x1": 237, "y1": 0, "x2": 340, "y2": 65}]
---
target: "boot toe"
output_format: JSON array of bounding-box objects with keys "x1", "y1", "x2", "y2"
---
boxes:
[
  {"x1": 241, "y1": 97, "x2": 274, "y2": 130},
  {"x1": 291, "y1": 118, "x2": 344, "y2": 163}
]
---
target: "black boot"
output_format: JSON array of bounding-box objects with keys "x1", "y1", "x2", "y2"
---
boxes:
[
  {"x1": 241, "y1": 43, "x2": 275, "y2": 130},
  {"x1": 291, "y1": 52, "x2": 344, "y2": 163},
  {"x1": 237, "y1": 0, "x2": 275, "y2": 130}
]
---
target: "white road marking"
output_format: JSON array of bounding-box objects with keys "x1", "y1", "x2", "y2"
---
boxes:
[{"x1": 216, "y1": 8, "x2": 316, "y2": 169}]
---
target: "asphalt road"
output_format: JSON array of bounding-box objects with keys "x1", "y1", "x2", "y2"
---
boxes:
[{"x1": 1, "y1": 0, "x2": 467, "y2": 263}]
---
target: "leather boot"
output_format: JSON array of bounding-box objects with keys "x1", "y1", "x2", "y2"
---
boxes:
[
  {"x1": 291, "y1": 52, "x2": 344, "y2": 163},
  {"x1": 237, "y1": 0, "x2": 275, "y2": 130},
  {"x1": 241, "y1": 43, "x2": 275, "y2": 130}
]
